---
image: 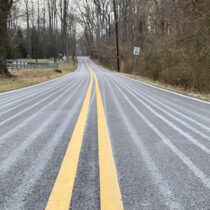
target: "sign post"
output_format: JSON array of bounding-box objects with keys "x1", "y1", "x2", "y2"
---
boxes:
[{"x1": 133, "y1": 47, "x2": 140, "y2": 73}]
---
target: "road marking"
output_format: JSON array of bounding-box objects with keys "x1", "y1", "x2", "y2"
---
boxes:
[
  {"x1": 45, "y1": 73, "x2": 93, "y2": 210},
  {"x1": 106, "y1": 80, "x2": 182, "y2": 210},
  {"x1": 85, "y1": 61, "x2": 124, "y2": 210},
  {"x1": 119, "y1": 74, "x2": 210, "y2": 105},
  {"x1": 114, "y1": 79, "x2": 210, "y2": 154}
]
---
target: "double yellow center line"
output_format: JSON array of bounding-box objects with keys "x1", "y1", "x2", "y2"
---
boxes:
[{"x1": 45, "y1": 60, "x2": 123, "y2": 210}]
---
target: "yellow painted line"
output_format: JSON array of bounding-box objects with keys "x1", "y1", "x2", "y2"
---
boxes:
[
  {"x1": 45, "y1": 72, "x2": 93, "y2": 210},
  {"x1": 85, "y1": 60, "x2": 124, "y2": 210}
]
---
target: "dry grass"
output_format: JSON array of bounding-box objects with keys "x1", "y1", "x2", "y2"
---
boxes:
[
  {"x1": 120, "y1": 73, "x2": 210, "y2": 102},
  {"x1": 19, "y1": 58, "x2": 50, "y2": 63},
  {"x1": 92, "y1": 58, "x2": 210, "y2": 102},
  {"x1": 0, "y1": 59, "x2": 77, "y2": 93}
]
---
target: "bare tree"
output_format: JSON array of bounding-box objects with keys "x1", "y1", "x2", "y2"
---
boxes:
[{"x1": 74, "y1": 0, "x2": 210, "y2": 91}]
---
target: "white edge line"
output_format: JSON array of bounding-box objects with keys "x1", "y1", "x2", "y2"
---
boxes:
[
  {"x1": 90, "y1": 58, "x2": 210, "y2": 105},
  {"x1": 117, "y1": 73, "x2": 210, "y2": 105}
]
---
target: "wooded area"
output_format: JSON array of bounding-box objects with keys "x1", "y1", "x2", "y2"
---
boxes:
[
  {"x1": 0, "y1": 0, "x2": 209, "y2": 91},
  {"x1": 77, "y1": 0, "x2": 210, "y2": 92},
  {"x1": 0, "y1": 0, "x2": 77, "y2": 76}
]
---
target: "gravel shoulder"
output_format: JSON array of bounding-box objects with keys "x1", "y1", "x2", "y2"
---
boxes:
[
  {"x1": 119, "y1": 72, "x2": 210, "y2": 102},
  {"x1": 91, "y1": 58, "x2": 210, "y2": 102}
]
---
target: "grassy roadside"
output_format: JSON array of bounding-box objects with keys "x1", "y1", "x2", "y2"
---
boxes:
[
  {"x1": 92, "y1": 58, "x2": 210, "y2": 102},
  {"x1": 0, "y1": 58, "x2": 77, "y2": 93},
  {"x1": 119, "y1": 73, "x2": 210, "y2": 102}
]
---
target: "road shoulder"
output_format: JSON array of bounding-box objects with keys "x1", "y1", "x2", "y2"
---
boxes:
[
  {"x1": 91, "y1": 58, "x2": 210, "y2": 103},
  {"x1": 118, "y1": 72, "x2": 210, "y2": 103}
]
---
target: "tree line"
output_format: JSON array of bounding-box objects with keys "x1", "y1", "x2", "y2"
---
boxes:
[
  {"x1": 76, "y1": 0, "x2": 210, "y2": 92},
  {"x1": 0, "y1": 0, "x2": 77, "y2": 75}
]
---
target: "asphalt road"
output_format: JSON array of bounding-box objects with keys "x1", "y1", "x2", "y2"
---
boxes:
[{"x1": 0, "y1": 57, "x2": 210, "y2": 210}]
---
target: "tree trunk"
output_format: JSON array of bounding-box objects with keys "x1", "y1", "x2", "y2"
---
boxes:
[
  {"x1": 25, "y1": 0, "x2": 31, "y2": 58},
  {"x1": 0, "y1": 1, "x2": 9, "y2": 75}
]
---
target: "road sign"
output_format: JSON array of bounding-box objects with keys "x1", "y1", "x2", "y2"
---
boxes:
[
  {"x1": 133, "y1": 47, "x2": 140, "y2": 73},
  {"x1": 133, "y1": 47, "x2": 140, "y2": 55},
  {"x1": 102, "y1": 28, "x2": 106, "y2": 36},
  {"x1": 62, "y1": 55, "x2": 67, "y2": 62}
]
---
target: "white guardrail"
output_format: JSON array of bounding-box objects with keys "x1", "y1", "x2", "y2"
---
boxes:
[{"x1": 6, "y1": 60, "x2": 58, "y2": 69}]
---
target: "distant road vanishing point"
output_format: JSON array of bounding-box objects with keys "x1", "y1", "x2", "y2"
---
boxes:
[{"x1": 0, "y1": 57, "x2": 210, "y2": 210}]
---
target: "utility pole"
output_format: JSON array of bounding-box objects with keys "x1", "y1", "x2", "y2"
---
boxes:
[
  {"x1": 63, "y1": 0, "x2": 68, "y2": 56},
  {"x1": 113, "y1": 0, "x2": 120, "y2": 72}
]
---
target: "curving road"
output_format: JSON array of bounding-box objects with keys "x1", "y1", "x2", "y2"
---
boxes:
[{"x1": 0, "y1": 57, "x2": 210, "y2": 210}]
